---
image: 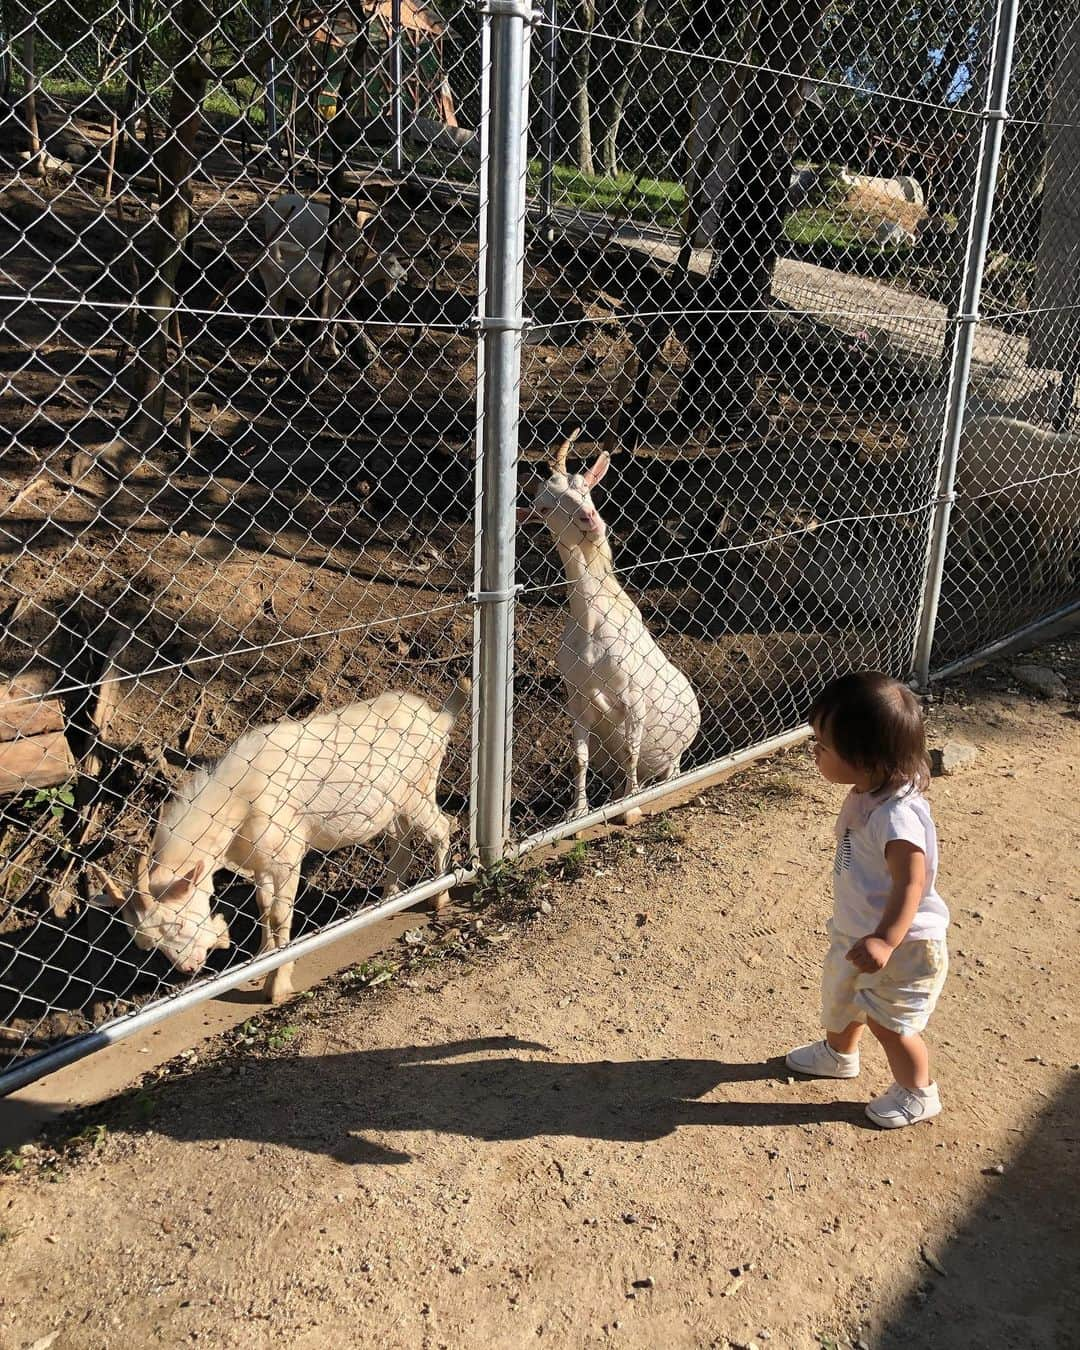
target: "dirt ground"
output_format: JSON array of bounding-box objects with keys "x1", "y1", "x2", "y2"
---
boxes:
[{"x1": 0, "y1": 638, "x2": 1077, "y2": 1349}]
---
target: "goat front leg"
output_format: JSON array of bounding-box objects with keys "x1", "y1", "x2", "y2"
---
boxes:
[
  {"x1": 381, "y1": 827, "x2": 415, "y2": 904},
  {"x1": 253, "y1": 863, "x2": 301, "y2": 1004},
  {"x1": 382, "y1": 801, "x2": 455, "y2": 913},
  {"x1": 567, "y1": 693, "x2": 596, "y2": 820},
  {"x1": 619, "y1": 699, "x2": 647, "y2": 827}
]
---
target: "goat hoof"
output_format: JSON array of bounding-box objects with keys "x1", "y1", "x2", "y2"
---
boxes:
[
  {"x1": 618, "y1": 807, "x2": 644, "y2": 827},
  {"x1": 430, "y1": 891, "x2": 451, "y2": 913},
  {"x1": 264, "y1": 974, "x2": 294, "y2": 1005}
]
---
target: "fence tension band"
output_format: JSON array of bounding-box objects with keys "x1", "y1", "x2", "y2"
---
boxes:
[
  {"x1": 471, "y1": 585, "x2": 524, "y2": 604},
  {"x1": 476, "y1": 0, "x2": 542, "y2": 21}
]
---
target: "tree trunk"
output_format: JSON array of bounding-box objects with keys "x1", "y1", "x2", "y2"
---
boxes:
[
  {"x1": 572, "y1": 0, "x2": 595, "y2": 176},
  {"x1": 312, "y1": 27, "x2": 367, "y2": 369},
  {"x1": 679, "y1": 0, "x2": 825, "y2": 431},
  {"x1": 17, "y1": 7, "x2": 41, "y2": 171},
  {"x1": 116, "y1": 0, "x2": 215, "y2": 462},
  {"x1": 597, "y1": 0, "x2": 645, "y2": 178}
]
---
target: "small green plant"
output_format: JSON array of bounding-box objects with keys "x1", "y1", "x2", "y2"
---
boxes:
[
  {"x1": 560, "y1": 840, "x2": 590, "y2": 881},
  {"x1": 131, "y1": 1089, "x2": 158, "y2": 1121},
  {"x1": 0, "y1": 1148, "x2": 26, "y2": 1174},
  {"x1": 341, "y1": 958, "x2": 399, "y2": 990},
  {"x1": 26, "y1": 785, "x2": 75, "y2": 821},
  {"x1": 266, "y1": 1024, "x2": 299, "y2": 1051},
  {"x1": 69, "y1": 1122, "x2": 108, "y2": 1150},
  {"x1": 476, "y1": 857, "x2": 540, "y2": 920},
  {"x1": 640, "y1": 814, "x2": 682, "y2": 843},
  {"x1": 753, "y1": 773, "x2": 803, "y2": 804}
]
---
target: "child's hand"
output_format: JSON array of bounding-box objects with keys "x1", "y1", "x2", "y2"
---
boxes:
[{"x1": 846, "y1": 935, "x2": 895, "y2": 973}]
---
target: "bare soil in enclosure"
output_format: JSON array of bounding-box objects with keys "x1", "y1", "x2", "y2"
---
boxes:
[
  {"x1": 0, "y1": 638, "x2": 1077, "y2": 1349},
  {"x1": 0, "y1": 105, "x2": 1070, "y2": 1061}
]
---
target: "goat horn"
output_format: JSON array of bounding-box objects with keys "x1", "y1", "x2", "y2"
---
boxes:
[
  {"x1": 550, "y1": 426, "x2": 582, "y2": 476},
  {"x1": 86, "y1": 862, "x2": 127, "y2": 907}
]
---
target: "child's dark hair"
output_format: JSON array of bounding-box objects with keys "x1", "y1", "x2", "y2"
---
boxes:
[{"x1": 810, "y1": 671, "x2": 929, "y2": 792}]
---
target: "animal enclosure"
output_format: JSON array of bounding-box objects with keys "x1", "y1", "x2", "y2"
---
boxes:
[{"x1": 0, "y1": 0, "x2": 1077, "y2": 1091}]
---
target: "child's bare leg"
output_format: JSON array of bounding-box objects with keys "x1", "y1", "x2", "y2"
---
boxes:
[
  {"x1": 827, "y1": 1022, "x2": 864, "y2": 1055},
  {"x1": 867, "y1": 1018, "x2": 931, "y2": 1089}
]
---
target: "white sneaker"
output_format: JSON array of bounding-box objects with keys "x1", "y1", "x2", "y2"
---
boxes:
[
  {"x1": 866, "y1": 1081, "x2": 942, "y2": 1129},
  {"x1": 785, "y1": 1039, "x2": 861, "y2": 1079}
]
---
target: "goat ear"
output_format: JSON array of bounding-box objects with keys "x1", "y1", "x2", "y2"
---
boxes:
[
  {"x1": 159, "y1": 859, "x2": 207, "y2": 906},
  {"x1": 582, "y1": 452, "x2": 610, "y2": 490}
]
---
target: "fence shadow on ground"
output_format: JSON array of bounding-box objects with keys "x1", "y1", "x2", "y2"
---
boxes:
[
  {"x1": 878, "y1": 1070, "x2": 1080, "y2": 1349},
  {"x1": 48, "y1": 1037, "x2": 878, "y2": 1162}
]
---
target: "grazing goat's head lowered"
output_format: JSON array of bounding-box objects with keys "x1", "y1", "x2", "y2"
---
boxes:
[
  {"x1": 89, "y1": 854, "x2": 230, "y2": 975},
  {"x1": 520, "y1": 428, "x2": 611, "y2": 547}
]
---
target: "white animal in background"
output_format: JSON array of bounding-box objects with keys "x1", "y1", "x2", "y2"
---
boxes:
[
  {"x1": 875, "y1": 220, "x2": 916, "y2": 248},
  {"x1": 91, "y1": 680, "x2": 469, "y2": 1004},
  {"x1": 253, "y1": 193, "x2": 407, "y2": 358},
  {"x1": 900, "y1": 378, "x2": 1067, "y2": 454},
  {"x1": 521, "y1": 431, "x2": 701, "y2": 822},
  {"x1": 953, "y1": 415, "x2": 1080, "y2": 589}
]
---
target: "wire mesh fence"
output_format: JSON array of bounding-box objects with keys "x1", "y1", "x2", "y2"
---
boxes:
[{"x1": 0, "y1": 0, "x2": 1076, "y2": 1092}]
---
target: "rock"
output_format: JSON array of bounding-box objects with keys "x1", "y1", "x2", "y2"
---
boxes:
[
  {"x1": 930, "y1": 740, "x2": 978, "y2": 776},
  {"x1": 788, "y1": 166, "x2": 823, "y2": 210},
  {"x1": 49, "y1": 133, "x2": 97, "y2": 165},
  {"x1": 893, "y1": 174, "x2": 925, "y2": 205},
  {"x1": 1010, "y1": 664, "x2": 1065, "y2": 698},
  {"x1": 631, "y1": 1276, "x2": 655, "y2": 1289},
  {"x1": 920, "y1": 1244, "x2": 948, "y2": 1277},
  {"x1": 983, "y1": 1163, "x2": 1005, "y2": 1176}
]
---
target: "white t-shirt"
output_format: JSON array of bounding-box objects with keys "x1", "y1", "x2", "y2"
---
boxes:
[{"x1": 832, "y1": 786, "x2": 950, "y2": 943}]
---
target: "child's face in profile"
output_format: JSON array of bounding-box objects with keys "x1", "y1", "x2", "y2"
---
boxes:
[{"x1": 811, "y1": 719, "x2": 866, "y2": 788}]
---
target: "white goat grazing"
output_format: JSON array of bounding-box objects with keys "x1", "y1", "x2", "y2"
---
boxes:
[
  {"x1": 91, "y1": 680, "x2": 468, "y2": 1004},
  {"x1": 522, "y1": 432, "x2": 701, "y2": 822},
  {"x1": 253, "y1": 193, "x2": 407, "y2": 358}
]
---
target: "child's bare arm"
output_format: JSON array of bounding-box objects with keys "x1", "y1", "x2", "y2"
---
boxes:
[{"x1": 847, "y1": 841, "x2": 927, "y2": 973}]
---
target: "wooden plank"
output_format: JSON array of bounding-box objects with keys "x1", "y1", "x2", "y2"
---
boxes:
[
  {"x1": 0, "y1": 675, "x2": 64, "y2": 742},
  {"x1": 0, "y1": 731, "x2": 75, "y2": 795}
]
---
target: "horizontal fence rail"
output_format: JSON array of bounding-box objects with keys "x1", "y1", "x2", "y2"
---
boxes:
[{"x1": 0, "y1": 0, "x2": 1078, "y2": 1094}]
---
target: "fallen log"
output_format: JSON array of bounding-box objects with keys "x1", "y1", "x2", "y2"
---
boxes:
[{"x1": 0, "y1": 674, "x2": 74, "y2": 795}]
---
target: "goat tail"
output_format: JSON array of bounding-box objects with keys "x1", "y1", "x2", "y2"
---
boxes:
[{"x1": 441, "y1": 676, "x2": 472, "y2": 724}]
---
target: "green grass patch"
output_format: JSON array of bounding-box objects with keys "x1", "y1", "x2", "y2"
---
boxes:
[
  {"x1": 784, "y1": 205, "x2": 866, "y2": 250},
  {"x1": 530, "y1": 161, "x2": 686, "y2": 228}
]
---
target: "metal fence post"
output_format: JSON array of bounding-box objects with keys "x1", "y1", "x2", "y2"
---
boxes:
[
  {"x1": 389, "y1": 0, "x2": 405, "y2": 175},
  {"x1": 911, "y1": 0, "x2": 1019, "y2": 688},
  {"x1": 472, "y1": 0, "x2": 533, "y2": 866},
  {"x1": 537, "y1": 0, "x2": 558, "y2": 240},
  {"x1": 263, "y1": 0, "x2": 278, "y2": 153}
]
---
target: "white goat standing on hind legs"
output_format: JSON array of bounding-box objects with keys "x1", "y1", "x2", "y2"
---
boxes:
[{"x1": 521, "y1": 431, "x2": 701, "y2": 825}]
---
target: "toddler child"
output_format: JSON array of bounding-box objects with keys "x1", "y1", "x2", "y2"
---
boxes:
[{"x1": 786, "y1": 671, "x2": 949, "y2": 1128}]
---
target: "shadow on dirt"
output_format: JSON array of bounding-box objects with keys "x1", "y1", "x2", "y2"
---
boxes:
[
  {"x1": 30, "y1": 1037, "x2": 881, "y2": 1158},
  {"x1": 878, "y1": 1070, "x2": 1080, "y2": 1349}
]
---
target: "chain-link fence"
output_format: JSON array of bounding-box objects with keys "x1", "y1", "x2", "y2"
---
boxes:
[{"x1": 0, "y1": 0, "x2": 1076, "y2": 1093}]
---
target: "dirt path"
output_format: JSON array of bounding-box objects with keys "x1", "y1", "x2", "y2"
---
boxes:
[{"x1": 1, "y1": 644, "x2": 1078, "y2": 1350}]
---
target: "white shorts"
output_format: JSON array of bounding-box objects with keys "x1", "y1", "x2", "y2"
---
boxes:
[{"x1": 821, "y1": 920, "x2": 948, "y2": 1036}]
